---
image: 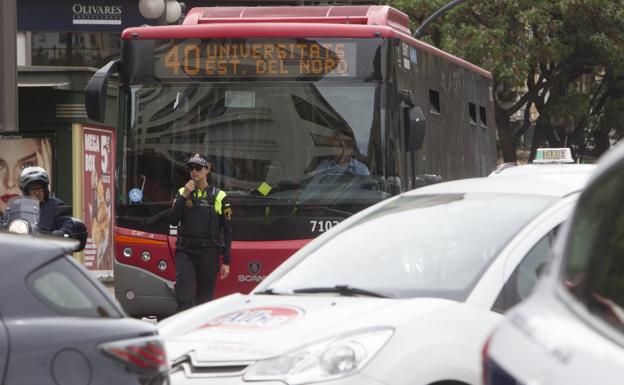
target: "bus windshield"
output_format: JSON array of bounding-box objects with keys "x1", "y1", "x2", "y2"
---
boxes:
[{"x1": 117, "y1": 81, "x2": 386, "y2": 240}]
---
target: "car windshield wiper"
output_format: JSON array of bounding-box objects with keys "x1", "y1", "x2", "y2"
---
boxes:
[
  {"x1": 292, "y1": 285, "x2": 389, "y2": 298},
  {"x1": 254, "y1": 288, "x2": 289, "y2": 295}
]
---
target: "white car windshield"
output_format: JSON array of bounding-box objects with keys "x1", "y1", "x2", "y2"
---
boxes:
[{"x1": 268, "y1": 193, "x2": 556, "y2": 300}]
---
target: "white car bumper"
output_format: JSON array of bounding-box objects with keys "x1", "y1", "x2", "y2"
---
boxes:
[{"x1": 170, "y1": 370, "x2": 387, "y2": 385}]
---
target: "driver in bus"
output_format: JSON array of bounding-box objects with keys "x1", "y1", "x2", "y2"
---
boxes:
[
  {"x1": 169, "y1": 153, "x2": 233, "y2": 312},
  {"x1": 315, "y1": 133, "x2": 370, "y2": 176}
]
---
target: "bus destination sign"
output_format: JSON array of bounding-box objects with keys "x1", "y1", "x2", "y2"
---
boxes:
[{"x1": 155, "y1": 39, "x2": 357, "y2": 79}]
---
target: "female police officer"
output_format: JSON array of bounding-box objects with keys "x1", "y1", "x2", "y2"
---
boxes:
[{"x1": 169, "y1": 153, "x2": 232, "y2": 312}]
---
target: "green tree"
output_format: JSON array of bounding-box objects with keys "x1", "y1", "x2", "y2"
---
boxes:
[{"x1": 391, "y1": 0, "x2": 624, "y2": 161}]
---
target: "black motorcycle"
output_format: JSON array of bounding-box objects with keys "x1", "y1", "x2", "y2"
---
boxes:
[{"x1": 0, "y1": 197, "x2": 88, "y2": 252}]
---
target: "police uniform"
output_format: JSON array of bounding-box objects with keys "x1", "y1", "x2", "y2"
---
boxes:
[{"x1": 169, "y1": 172, "x2": 232, "y2": 312}]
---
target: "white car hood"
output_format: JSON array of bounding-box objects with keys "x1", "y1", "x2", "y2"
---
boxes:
[{"x1": 159, "y1": 293, "x2": 456, "y2": 363}]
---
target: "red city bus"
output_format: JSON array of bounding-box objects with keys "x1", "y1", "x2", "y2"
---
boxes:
[{"x1": 85, "y1": 4, "x2": 496, "y2": 318}]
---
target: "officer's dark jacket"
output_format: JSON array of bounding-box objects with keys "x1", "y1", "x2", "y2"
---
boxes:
[
  {"x1": 39, "y1": 197, "x2": 73, "y2": 234},
  {"x1": 168, "y1": 185, "x2": 233, "y2": 264}
]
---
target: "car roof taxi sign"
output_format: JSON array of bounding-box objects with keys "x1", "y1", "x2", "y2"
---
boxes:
[{"x1": 533, "y1": 148, "x2": 574, "y2": 164}]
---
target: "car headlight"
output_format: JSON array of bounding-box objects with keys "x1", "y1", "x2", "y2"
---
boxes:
[
  {"x1": 8, "y1": 219, "x2": 30, "y2": 234},
  {"x1": 243, "y1": 327, "x2": 393, "y2": 384}
]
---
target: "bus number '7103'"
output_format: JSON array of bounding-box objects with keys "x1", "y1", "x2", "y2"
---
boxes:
[{"x1": 310, "y1": 220, "x2": 340, "y2": 233}]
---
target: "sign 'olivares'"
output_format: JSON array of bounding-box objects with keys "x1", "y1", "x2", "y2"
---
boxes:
[{"x1": 72, "y1": 3, "x2": 122, "y2": 15}]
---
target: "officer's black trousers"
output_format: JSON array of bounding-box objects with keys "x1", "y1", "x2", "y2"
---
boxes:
[{"x1": 174, "y1": 246, "x2": 220, "y2": 312}]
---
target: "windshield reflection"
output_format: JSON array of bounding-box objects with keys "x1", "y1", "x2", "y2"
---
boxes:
[
  {"x1": 269, "y1": 194, "x2": 556, "y2": 300},
  {"x1": 118, "y1": 82, "x2": 385, "y2": 238}
]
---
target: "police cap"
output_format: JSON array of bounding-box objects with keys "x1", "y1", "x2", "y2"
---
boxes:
[{"x1": 186, "y1": 153, "x2": 210, "y2": 168}]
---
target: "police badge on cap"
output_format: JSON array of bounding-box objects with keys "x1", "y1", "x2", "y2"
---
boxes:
[{"x1": 186, "y1": 153, "x2": 211, "y2": 167}]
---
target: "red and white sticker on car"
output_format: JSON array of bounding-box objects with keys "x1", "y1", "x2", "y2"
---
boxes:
[{"x1": 199, "y1": 306, "x2": 304, "y2": 330}]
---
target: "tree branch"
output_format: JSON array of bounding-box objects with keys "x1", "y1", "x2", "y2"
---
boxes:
[
  {"x1": 502, "y1": 73, "x2": 547, "y2": 117},
  {"x1": 513, "y1": 99, "x2": 534, "y2": 139}
]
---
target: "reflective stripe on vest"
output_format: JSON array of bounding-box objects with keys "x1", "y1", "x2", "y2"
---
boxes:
[
  {"x1": 215, "y1": 190, "x2": 226, "y2": 215},
  {"x1": 178, "y1": 187, "x2": 227, "y2": 215}
]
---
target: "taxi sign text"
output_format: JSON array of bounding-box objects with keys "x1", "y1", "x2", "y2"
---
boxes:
[{"x1": 533, "y1": 148, "x2": 574, "y2": 164}]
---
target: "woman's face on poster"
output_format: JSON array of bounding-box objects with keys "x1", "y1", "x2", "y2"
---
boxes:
[{"x1": 0, "y1": 138, "x2": 52, "y2": 214}]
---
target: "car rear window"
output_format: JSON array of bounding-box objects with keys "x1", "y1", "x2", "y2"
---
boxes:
[{"x1": 27, "y1": 257, "x2": 122, "y2": 318}]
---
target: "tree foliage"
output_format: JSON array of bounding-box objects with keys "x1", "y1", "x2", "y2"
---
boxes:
[{"x1": 390, "y1": 0, "x2": 624, "y2": 161}]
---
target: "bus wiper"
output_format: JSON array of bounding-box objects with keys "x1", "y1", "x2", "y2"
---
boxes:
[
  {"x1": 304, "y1": 205, "x2": 353, "y2": 217},
  {"x1": 293, "y1": 285, "x2": 388, "y2": 298},
  {"x1": 143, "y1": 208, "x2": 171, "y2": 225},
  {"x1": 229, "y1": 192, "x2": 282, "y2": 201}
]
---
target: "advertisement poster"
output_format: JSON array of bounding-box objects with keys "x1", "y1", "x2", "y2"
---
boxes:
[
  {"x1": 83, "y1": 126, "x2": 115, "y2": 276},
  {"x1": 0, "y1": 136, "x2": 54, "y2": 216}
]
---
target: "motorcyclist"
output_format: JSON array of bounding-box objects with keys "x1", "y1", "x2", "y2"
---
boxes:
[{"x1": 17, "y1": 166, "x2": 73, "y2": 236}]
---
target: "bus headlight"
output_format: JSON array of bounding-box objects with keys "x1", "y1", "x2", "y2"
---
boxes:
[
  {"x1": 8, "y1": 219, "x2": 30, "y2": 234},
  {"x1": 141, "y1": 251, "x2": 151, "y2": 261},
  {"x1": 243, "y1": 327, "x2": 393, "y2": 384}
]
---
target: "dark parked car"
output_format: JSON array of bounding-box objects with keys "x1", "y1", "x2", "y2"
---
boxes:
[{"x1": 0, "y1": 232, "x2": 168, "y2": 385}]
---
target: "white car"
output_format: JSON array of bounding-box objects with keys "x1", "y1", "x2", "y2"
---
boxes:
[
  {"x1": 489, "y1": 163, "x2": 595, "y2": 177},
  {"x1": 159, "y1": 165, "x2": 594, "y2": 385},
  {"x1": 489, "y1": 148, "x2": 594, "y2": 178},
  {"x1": 483, "y1": 144, "x2": 624, "y2": 385}
]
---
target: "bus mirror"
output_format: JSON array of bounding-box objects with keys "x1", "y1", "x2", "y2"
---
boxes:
[
  {"x1": 404, "y1": 106, "x2": 426, "y2": 151},
  {"x1": 85, "y1": 60, "x2": 119, "y2": 122}
]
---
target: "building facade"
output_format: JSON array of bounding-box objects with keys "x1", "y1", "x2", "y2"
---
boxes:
[{"x1": 9, "y1": 0, "x2": 175, "y2": 276}]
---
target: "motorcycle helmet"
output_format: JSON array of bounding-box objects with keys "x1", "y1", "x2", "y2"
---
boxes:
[{"x1": 19, "y1": 166, "x2": 50, "y2": 198}]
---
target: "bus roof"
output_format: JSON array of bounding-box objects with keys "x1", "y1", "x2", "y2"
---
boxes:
[
  {"x1": 185, "y1": 5, "x2": 410, "y2": 34},
  {"x1": 121, "y1": 5, "x2": 491, "y2": 79}
]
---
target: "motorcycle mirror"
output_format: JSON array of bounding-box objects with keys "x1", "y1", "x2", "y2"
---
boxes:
[
  {"x1": 55, "y1": 205, "x2": 73, "y2": 217},
  {"x1": 68, "y1": 218, "x2": 88, "y2": 252}
]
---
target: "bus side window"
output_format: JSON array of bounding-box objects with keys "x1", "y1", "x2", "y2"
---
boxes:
[{"x1": 429, "y1": 90, "x2": 441, "y2": 114}]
